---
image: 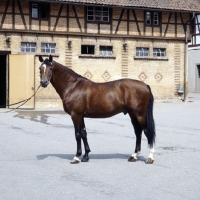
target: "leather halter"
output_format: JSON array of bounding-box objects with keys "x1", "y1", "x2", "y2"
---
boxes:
[{"x1": 48, "y1": 62, "x2": 53, "y2": 83}]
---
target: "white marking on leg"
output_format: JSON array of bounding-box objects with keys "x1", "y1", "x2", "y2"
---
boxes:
[
  {"x1": 43, "y1": 64, "x2": 46, "y2": 75},
  {"x1": 74, "y1": 156, "x2": 80, "y2": 161},
  {"x1": 131, "y1": 151, "x2": 141, "y2": 160},
  {"x1": 148, "y1": 147, "x2": 155, "y2": 160}
]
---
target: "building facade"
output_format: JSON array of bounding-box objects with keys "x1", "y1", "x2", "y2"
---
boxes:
[{"x1": 0, "y1": 0, "x2": 200, "y2": 109}]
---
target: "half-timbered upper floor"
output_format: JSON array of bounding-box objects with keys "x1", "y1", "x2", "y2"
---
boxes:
[
  {"x1": 0, "y1": 0, "x2": 199, "y2": 41},
  {"x1": 189, "y1": 13, "x2": 200, "y2": 47}
]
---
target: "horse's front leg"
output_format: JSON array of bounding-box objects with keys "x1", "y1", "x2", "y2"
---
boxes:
[
  {"x1": 81, "y1": 119, "x2": 91, "y2": 162},
  {"x1": 70, "y1": 114, "x2": 83, "y2": 164}
]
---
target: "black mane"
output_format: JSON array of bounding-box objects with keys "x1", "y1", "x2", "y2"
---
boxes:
[{"x1": 52, "y1": 60, "x2": 87, "y2": 81}]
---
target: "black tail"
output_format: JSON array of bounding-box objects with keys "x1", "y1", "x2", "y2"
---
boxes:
[{"x1": 144, "y1": 85, "x2": 156, "y2": 148}]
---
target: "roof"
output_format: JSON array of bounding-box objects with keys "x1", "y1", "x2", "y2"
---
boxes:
[{"x1": 32, "y1": 0, "x2": 200, "y2": 12}]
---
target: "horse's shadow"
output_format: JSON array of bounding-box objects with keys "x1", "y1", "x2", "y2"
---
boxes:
[{"x1": 36, "y1": 153, "x2": 146, "y2": 162}]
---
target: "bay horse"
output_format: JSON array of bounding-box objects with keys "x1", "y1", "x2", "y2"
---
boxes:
[{"x1": 39, "y1": 55, "x2": 156, "y2": 164}]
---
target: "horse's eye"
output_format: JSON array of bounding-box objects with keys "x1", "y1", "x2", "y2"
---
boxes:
[{"x1": 50, "y1": 68, "x2": 53, "y2": 71}]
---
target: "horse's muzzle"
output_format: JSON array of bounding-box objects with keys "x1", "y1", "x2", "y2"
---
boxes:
[{"x1": 40, "y1": 80, "x2": 49, "y2": 87}]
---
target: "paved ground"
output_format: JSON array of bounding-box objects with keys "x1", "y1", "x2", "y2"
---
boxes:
[{"x1": 0, "y1": 93, "x2": 200, "y2": 200}]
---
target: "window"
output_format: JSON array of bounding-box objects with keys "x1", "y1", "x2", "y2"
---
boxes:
[
  {"x1": 21, "y1": 43, "x2": 36, "y2": 52},
  {"x1": 145, "y1": 12, "x2": 151, "y2": 25},
  {"x1": 87, "y1": 6, "x2": 109, "y2": 22},
  {"x1": 41, "y1": 43, "x2": 56, "y2": 53},
  {"x1": 100, "y1": 46, "x2": 112, "y2": 56},
  {"x1": 136, "y1": 48, "x2": 149, "y2": 56},
  {"x1": 81, "y1": 45, "x2": 95, "y2": 54},
  {"x1": 31, "y1": 3, "x2": 50, "y2": 19},
  {"x1": 32, "y1": 4, "x2": 38, "y2": 18},
  {"x1": 153, "y1": 48, "x2": 166, "y2": 57},
  {"x1": 40, "y1": 3, "x2": 49, "y2": 19},
  {"x1": 153, "y1": 12, "x2": 159, "y2": 25},
  {"x1": 145, "y1": 11, "x2": 160, "y2": 26}
]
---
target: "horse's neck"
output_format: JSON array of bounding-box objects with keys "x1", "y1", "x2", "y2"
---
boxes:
[{"x1": 50, "y1": 62, "x2": 78, "y2": 100}]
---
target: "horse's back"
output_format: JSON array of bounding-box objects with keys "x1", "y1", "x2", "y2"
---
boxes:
[{"x1": 81, "y1": 78, "x2": 150, "y2": 118}]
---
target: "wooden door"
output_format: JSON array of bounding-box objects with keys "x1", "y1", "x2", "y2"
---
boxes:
[{"x1": 9, "y1": 55, "x2": 35, "y2": 109}]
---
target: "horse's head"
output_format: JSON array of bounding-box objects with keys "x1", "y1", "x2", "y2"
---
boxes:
[{"x1": 39, "y1": 55, "x2": 53, "y2": 87}]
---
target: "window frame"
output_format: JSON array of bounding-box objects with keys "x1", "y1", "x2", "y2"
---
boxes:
[
  {"x1": 30, "y1": 2, "x2": 50, "y2": 20},
  {"x1": 87, "y1": 6, "x2": 110, "y2": 23},
  {"x1": 145, "y1": 11, "x2": 160, "y2": 26},
  {"x1": 153, "y1": 48, "x2": 166, "y2": 57},
  {"x1": 81, "y1": 45, "x2": 95, "y2": 55},
  {"x1": 21, "y1": 42, "x2": 36, "y2": 53},
  {"x1": 136, "y1": 47, "x2": 149, "y2": 57},
  {"x1": 100, "y1": 46, "x2": 113, "y2": 56},
  {"x1": 41, "y1": 43, "x2": 56, "y2": 54},
  {"x1": 32, "y1": 4, "x2": 38, "y2": 18}
]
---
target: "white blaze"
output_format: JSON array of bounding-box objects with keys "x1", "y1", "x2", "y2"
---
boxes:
[{"x1": 43, "y1": 64, "x2": 46, "y2": 75}]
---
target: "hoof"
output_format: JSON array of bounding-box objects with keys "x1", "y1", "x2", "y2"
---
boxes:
[
  {"x1": 145, "y1": 158, "x2": 154, "y2": 164},
  {"x1": 70, "y1": 157, "x2": 80, "y2": 164},
  {"x1": 128, "y1": 156, "x2": 137, "y2": 162},
  {"x1": 81, "y1": 156, "x2": 89, "y2": 162}
]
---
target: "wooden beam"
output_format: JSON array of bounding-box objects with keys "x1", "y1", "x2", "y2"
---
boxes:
[
  {"x1": 53, "y1": 4, "x2": 63, "y2": 31},
  {"x1": 180, "y1": 13, "x2": 186, "y2": 32},
  {"x1": 160, "y1": 12, "x2": 162, "y2": 37},
  {"x1": 0, "y1": 0, "x2": 10, "y2": 29},
  {"x1": 16, "y1": 0, "x2": 27, "y2": 30},
  {"x1": 0, "y1": 28, "x2": 187, "y2": 41},
  {"x1": 12, "y1": 0, "x2": 15, "y2": 29},
  {"x1": 115, "y1": 9, "x2": 124, "y2": 34},
  {"x1": 132, "y1": 10, "x2": 141, "y2": 35},
  {"x1": 67, "y1": 5, "x2": 69, "y2": 32},
  {"x1": 110, "y1": 8, "x2": 112, "y2": 34},
  {"x1": 164, "y1": 12, "x2": 172, "y2": 36},
  {"x1": 127, "y1": 9, "x2": 129, "y2": 35},
  {"x1": 175, "y1": 13, "x2": 177, "y2": 37},
  {"x1": 72, "y1": 5, "x2": 82, "y2": 32}
]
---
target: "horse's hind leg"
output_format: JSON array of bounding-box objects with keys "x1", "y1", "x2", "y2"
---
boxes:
[
  {"x1": 144, "y1": 132, "x2": 155, "y2": 164},
  {"x1": 81, "y1": 119, "x2": 91, "y2": 162},
  {"x1": 128, "y1": 114, "x2": 143, "y2": 162}
]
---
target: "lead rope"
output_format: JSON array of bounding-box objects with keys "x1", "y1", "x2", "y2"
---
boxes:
[
  {"x1": 1, "y1": 62, "x2": 53, "y2": 112},
  {"x1": 3, "y1": 85, "x2": 43, "y2": 113}
]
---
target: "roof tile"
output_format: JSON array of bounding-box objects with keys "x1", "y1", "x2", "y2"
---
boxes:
[{"x1": 36, "y1": 0, "x2": 200, "y2": 12}]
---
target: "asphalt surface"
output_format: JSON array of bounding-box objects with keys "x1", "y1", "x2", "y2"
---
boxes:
[{"x1": 0, "y1": 93, "x2": 200, "y2": 200}]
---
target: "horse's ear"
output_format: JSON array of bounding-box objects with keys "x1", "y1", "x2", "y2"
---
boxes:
[
  {"x1": 49, "y1": 55, "x2": 53, "y2": 62},
  {"x1": 39, "y1": 55, "x2": 43, "y2": 63}
]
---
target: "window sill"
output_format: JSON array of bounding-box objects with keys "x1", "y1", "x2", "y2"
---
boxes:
[
  {"x1": 35, "y1": 53, "x2": 59, "y2": 57},
  {"x1": 134, "y1": 56, "x2": 168, "y2": 61},
  {"x1": 19, "y1": 52, "x2": 59, "y2": 57},
  {"x1": 87, "y1": 21, "x2": 110, "y2": 24},
  {"x1": 79, "y1": 55, "x2": 116, "y2": 59}
]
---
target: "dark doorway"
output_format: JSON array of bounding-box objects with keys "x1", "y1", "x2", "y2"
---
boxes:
[{"x1": 0, "y1": 55, "x2": 7, "y2": 108}]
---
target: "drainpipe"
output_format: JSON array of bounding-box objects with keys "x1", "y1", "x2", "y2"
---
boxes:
[{"x1": 183, "y1": 12, "x2": 195, "y2": 102}]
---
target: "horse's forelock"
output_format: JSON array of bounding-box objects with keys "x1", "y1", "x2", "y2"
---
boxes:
[{"x1": 43, "y1": 59, "x2": 52, "y2": 66}]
